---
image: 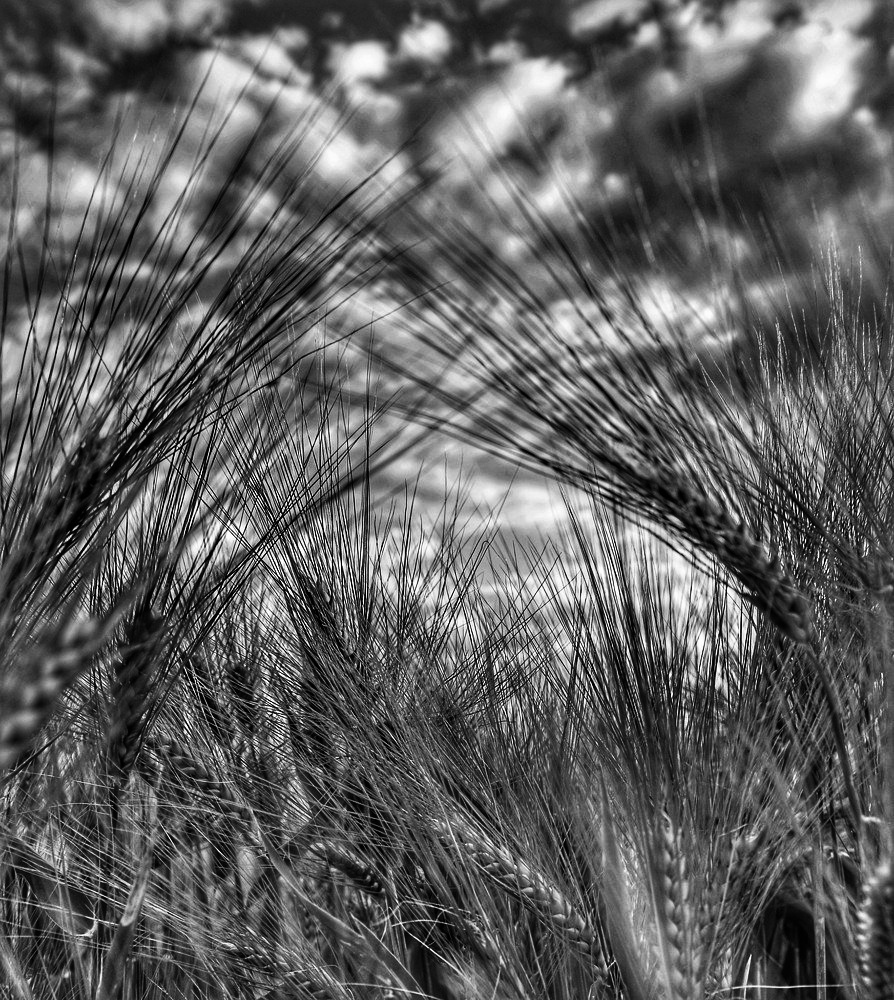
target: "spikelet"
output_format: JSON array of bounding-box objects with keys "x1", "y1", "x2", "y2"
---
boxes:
[
  {"x1": 0, "y1": 616, "x2": 112, "y2": 773},
  {"x1": 858, "y1": 860, "x2": 894, "y2": 1000},
  {"x1": 435, "y1": 817, "x2": 611, "y2": 980}
]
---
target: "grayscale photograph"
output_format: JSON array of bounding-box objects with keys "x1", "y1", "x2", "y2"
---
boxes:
[{"x1": 0, "y1": 2, "x2": 889, "y2": 998}]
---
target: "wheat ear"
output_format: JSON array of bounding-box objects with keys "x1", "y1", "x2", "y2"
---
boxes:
[
  {"x1": 222, "y1": 925, "x2": 355, "y2": 1000},
  {"x1": 107, "y1": 605, "x2": 166, "y2": 783},
  {"x1": 650, "y1": 817, "x2": 701, "y2": 1000},
  {"x1": 435, "y1": 817, "x2": 611, "y2": 979},
  {"x1": 153, "y1": 736, "x2": 252, "y2": 826}
]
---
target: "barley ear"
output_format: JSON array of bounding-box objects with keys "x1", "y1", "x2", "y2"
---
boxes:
[
  {"x1": 647, "y1": 462, "x2": 814, "y2": 644},
  {"x1": 222, "y1": 926, "x2": 356, "y2": 1000},
  {"x1": 248, "y1": 818, "x2": 419, "y2": 996}
]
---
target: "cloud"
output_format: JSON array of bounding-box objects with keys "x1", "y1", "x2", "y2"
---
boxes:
[{"x1": 81, "y1": 0, "x2": 229, "y2": 56}]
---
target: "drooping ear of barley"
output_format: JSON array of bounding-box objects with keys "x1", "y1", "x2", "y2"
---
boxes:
[
  {"x1": 386, "y1": 223, "x2": 817, "y2": 648},
  {"x1": 637, "y1": 460, "x2": 814, "y2": 645},
  {"x1": 220, "y1": 922, "x2": 357, "y2": 1000},
  {"x1": 0, "y1": 432, "x2": 118, "y2": 622}
]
